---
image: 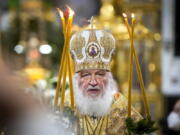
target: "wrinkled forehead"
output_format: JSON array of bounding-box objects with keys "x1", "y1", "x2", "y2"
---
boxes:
[{"x1": 78, "y1": 69, "x2": 109, "y2": 74}]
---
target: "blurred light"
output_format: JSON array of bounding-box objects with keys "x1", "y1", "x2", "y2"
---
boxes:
[
  {"x1": 148, "y1": 63, "x2": 156, "y2": 72},
  {"x1": 36, "y1": 80, "x2": 47, "y2": 90},
  {"x1": 122, "y1": 13, "x2": 127, "y2": 18},
  {"x1": 148, "y1": 83, "x2": 157, "y2": 92},
  {"x1": 39, "y1": 44, "x2": 52, "y2": 54},
  {"x1": 14, "y1": 45, "x2": 24, "y2": 54},
  {"x1": 154, "y1": 33, "x2": 161, "y2": 41},
  {"x1": 57, "y1": 8, "x2": 64, "y2": 18},
  {"x1": 131, "y1": 13, "x2": 135, "y2": 18},
  {"x1": 66, "y1": 6, "x2": 75, "y2": 16}
]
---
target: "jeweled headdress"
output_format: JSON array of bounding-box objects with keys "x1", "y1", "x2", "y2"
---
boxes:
[{"x1": 70, "y1": 29, "x2": 115, "y2": 72}]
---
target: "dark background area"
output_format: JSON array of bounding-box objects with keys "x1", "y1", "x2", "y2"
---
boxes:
[{"x1": 175, "y1": 0, "x2": 180, "y2": 56}]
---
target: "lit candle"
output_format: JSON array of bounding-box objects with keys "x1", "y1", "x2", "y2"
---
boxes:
[
  {"x1": 67, "y1": 53, "x2": 75, "y2": 109},
  {"x1": 66, "y1": 6, "x2": 74, "y2": 36},
  {"x1": 123, "y1": 13, "x2": 133, "y2": 117},
  {"x1": 60, "y1": 7, "x2": 75, "y2": 109},
  {"x1": 54, "y1": 7, "x2": 75, "y2": 109},
  {"x1": 123, "y1": 13, "x2": 150, "y2": 117},
  {"x1": 131, "y1": 13, "x2": 150, "y2": 116},
  {"x1": 133, "y1": 48, "x2": 150, "y2": 116},
  {"x1": 54, "y1": 8, "x2": 67, "y2": 106},
  {"x1": 122, "y1": 13, "x2": 131, "y2": 36},
  {"x1": 60, "y1": 60, "x2": 67, "y2": 108},
  {"x1": 57, "y1": 8, "x2": 66, "y2": 34}
]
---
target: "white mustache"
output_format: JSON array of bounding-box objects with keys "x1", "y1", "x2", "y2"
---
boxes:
[{"x1": 86, "y1": 86, "x2": 101, "y2": 90}]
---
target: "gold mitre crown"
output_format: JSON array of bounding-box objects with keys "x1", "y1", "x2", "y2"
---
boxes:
[{"x1": 70, "y1": 29, "x2": 116, "y2": 72}]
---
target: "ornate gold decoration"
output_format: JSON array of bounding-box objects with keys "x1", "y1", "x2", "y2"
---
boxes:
[
  {"x1": 70, "y1": 29, "x2": 115, "y2": 72},
  {"x1": 70, "y1": 32, "x2": 85, "y2": 60}
]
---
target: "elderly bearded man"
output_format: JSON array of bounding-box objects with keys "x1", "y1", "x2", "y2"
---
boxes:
[{"x1": 68, "y1": 29, "x2": 153, "y2": 135}]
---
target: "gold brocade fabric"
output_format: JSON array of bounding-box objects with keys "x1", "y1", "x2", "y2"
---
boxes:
[
  {"x1": 79, "y1": 115, "x2": 108, "y2": 135},
  {"x1": 75, "y1": 93, "x2": 142, "y2": 135}
]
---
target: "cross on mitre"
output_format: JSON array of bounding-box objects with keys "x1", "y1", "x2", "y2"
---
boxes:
[{"x1": 88, "y1": 16, "x2": 96, "y2": 29}]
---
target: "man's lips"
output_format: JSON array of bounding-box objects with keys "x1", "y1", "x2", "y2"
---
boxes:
[{"x1": 87, "y1": 89, "x2": 100, "y2": 94}]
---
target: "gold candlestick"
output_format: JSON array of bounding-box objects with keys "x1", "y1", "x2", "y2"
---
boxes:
[
  {"x1": 131, "y1": 13, "x2": 150, "y2": 116},
  {"x1": 123, "y1": 13, "x2": 150, "y2": 116},
  {"x1": 133, "y1": 47, "x2": 150, "y2": 116},
  {"x1": 60, "y1": 28, "x2": 74, "y2": 109},
  {"x1": 60, "y1": 59, "x2": 68, "y2": 109},
  {"x1": 67, "y1": 53, "x2": 75, "y2": 109},
  {"x1": 123, "y1": 13, "x2": 133, "y2": 117},
  {"x1": 55, "y1": 7, "x2": 74, "y2": 109},
  {"x1": 122, "y1": 13, "x2": 131, "y2": 36},
  {"x1": 54, "y1": 8, "x2": 66, "y2": 106},
  {"x1": 59, "y1": 7, "x2": 74, "y2": 109},
  {"x1": 57, "y1": 8, "x2": 66, "y2": 34}
]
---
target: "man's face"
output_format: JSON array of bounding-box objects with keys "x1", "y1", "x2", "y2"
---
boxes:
[{"x1": 78, "y1": 69, "x2": 108, "y2": 98}]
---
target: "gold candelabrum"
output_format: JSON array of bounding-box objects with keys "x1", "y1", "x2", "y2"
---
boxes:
[
  {"x1": 19, "y1": 0, "x2": 46, "y2": 46},
  {"x1": 54, "y1": 7, "x2": 75, "y2": 110},
  {"x1": 15, "y1": 0, "x2": 51, "y2": 84},
  {"x1": 82, "y1": 0, "x2": 162, "y2": 125}
]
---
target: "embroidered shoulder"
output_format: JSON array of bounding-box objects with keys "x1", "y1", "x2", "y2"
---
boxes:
[{"x1": 107, "y1": 92, "x2": 143, "y2": 134}]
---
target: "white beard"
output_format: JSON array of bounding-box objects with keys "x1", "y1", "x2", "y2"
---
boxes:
[{"x1": 73, "y1": 73, "x2": 117, "y2": 117}]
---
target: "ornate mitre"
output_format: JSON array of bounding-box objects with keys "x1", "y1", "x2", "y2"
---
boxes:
[{"x1": 70, "y1": 29, "x2": 115, "y2": 72}]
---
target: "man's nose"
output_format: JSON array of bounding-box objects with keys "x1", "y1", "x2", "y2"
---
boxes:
[{"x1": 89, "y1": 75, "x2": 98, "y2": 86}]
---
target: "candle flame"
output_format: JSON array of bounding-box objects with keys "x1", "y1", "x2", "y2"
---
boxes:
[
  {"x1": 57, "y1": 8, "x2": 64, "y2": 19},
  {"x1": 66, "y1": 6, "x2": 75, "y2": 17},
  {"x1": 131, "y1": 13, "x2": 135, "y2": 18},
  {"x1": 122, "y1": 13, "x2": 127, "y2": 18}
]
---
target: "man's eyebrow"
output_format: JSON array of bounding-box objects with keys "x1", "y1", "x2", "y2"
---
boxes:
[
  {"x1": 80, "y1": 71, "x2": 90, "y2": 74},
  {"x1": 96, "y1": 70, "x2": 106, "y2": 74}
]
